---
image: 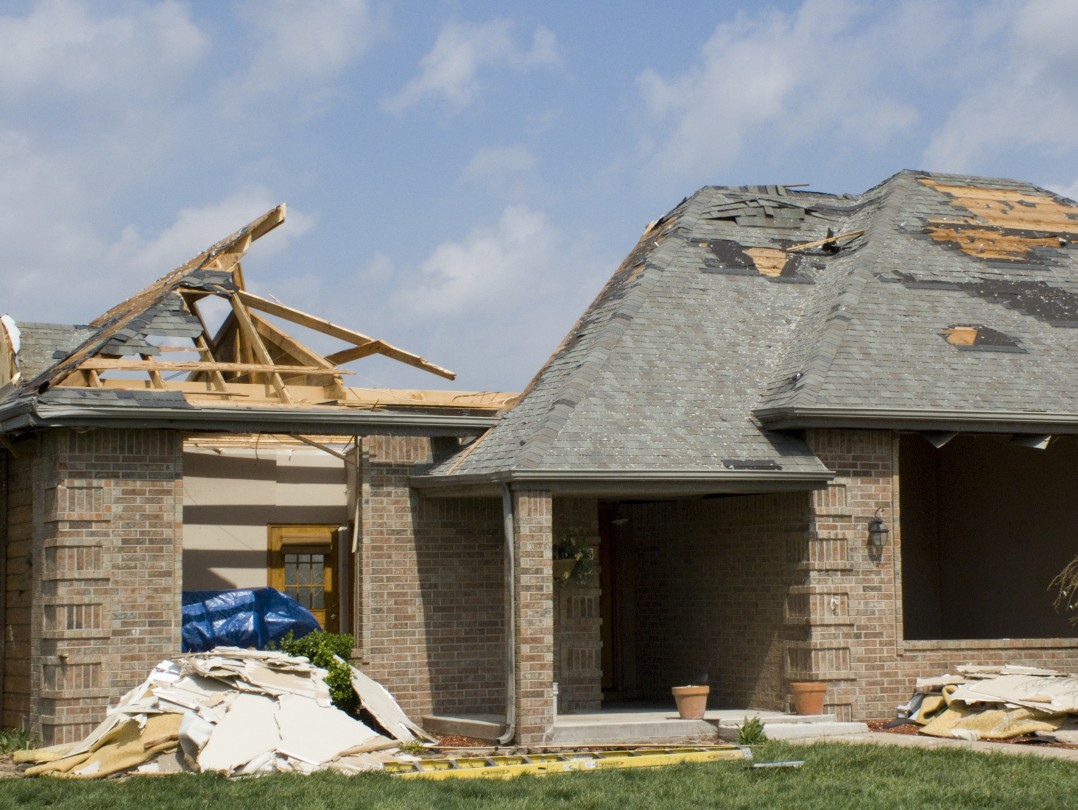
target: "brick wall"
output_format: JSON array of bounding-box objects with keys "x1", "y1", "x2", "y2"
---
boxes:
[
  {"x1": 552, "y1": 498, "x2": 601, "y2": 714},
  {"x1": 806, "y1": 429, "x2": 1078, "y2": 721},
  {"x1": 2, "y1": 441, "x2": 35, "y2": 729},
  {"x1": 511, "y1": 489, "x2": 554, "y2": 745},
  {"x1": 359, "y1": 435, "x2": 505, "y2": 722},
  {"x1": 626, "y1": 492, "x2": 811, "y2": 710},
  {"x1": 31, "y1": 429, "x2": 183, "y2": 744}
]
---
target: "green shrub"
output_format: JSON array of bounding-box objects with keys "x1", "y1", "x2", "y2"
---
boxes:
[
  {"x1": 270, "y1": 631, "x2": 358, "y2": 716},
  {"x1": 0, "y1": 727, "x2": 37, "y2": 753}
]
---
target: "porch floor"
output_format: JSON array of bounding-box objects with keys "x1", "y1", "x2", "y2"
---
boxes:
[{"x1": 423, "y1": 705, "x2": 868, "y2": 746}]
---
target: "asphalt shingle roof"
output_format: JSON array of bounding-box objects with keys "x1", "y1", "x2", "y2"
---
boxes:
[{"x1": 435, "y1": 170, "x2": 1078, "y2": 483}]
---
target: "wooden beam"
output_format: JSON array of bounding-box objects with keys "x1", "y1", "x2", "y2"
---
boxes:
[
  {"x1": 785, "y1": 229, "x2": 865, "y2": 253},
  {"x1": 77, "y1": 358, "x2": 349, "y2": 375},
  {"x1": 229, "y1": 296, "x2": 292, "y2": 403},
  {"x1": 250, "y1": 313, "x2": 338, "y2": 370},
  {"x1": 141, "y1": 354, "x2": 167, "y2": 389},
  {"x1": 324, "y1": 343, "x2": 382, "y2": 365},
  {"x1": 236, "y1": 290, "x2": 456, "y2": 380},
  {"x1": 286, "y1": 434, "x2": 356, "y2": 465},
  {"x1": 0, "y1": 435, "x2": 18, "y2": 458}
]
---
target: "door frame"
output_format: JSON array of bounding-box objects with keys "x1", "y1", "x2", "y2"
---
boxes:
[{"x1": 268, "y1": 524, "x2": 341, "y2": 632}]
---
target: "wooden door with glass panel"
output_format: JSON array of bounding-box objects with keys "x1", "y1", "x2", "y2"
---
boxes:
[{"x1": 269, "y1": 525, "x2": 338, "y2": 632}]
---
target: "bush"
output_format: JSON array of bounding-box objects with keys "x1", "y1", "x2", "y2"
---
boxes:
[
  {"x1": 0, "y1": 727, "x2": 36, "y2": 753},
  {"x1": 271, "y1": 631, "x2": 358, "y2": 716}
]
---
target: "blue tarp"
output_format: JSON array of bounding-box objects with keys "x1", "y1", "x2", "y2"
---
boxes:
[{"x1": 181, "y1": 588, "x2": 321, "y2": 652}]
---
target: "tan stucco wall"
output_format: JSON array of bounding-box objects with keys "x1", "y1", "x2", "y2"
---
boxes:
[{"x1": 182, "y1": 445, "x2": 349, "y2": 590}]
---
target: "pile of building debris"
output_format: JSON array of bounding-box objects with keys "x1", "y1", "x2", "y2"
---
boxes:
[
  {"x1": 898, "y1": 665, "x2": 1078, "y2": 742},
  {"x1": 16, "y1": 647, "x2": 432, "y2": 778}
]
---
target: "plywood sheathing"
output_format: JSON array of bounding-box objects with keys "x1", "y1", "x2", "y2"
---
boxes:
[{"x1": 920, "y1": 178, "x2": 1078, "y2": 260}]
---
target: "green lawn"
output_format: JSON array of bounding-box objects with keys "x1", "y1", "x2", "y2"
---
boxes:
[{"x1": 1, "y1": 742, "x2": 1075, "y2": 809}]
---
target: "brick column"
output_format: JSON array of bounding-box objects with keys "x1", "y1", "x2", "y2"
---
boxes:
[
  {"x1": 512, "y1": 488, "x2": 554, "y2": 745},
  {"x1": 31, "y1": 429, "x2": 183, "y2": 744}
]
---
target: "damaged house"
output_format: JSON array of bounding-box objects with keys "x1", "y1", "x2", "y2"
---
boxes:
[{"x1": 3, "y1": 170, "x2": 1078, "y2": 747}]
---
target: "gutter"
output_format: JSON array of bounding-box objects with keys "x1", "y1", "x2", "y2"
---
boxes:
[
  {"x1": 0, "y1": 400, "x2": 498, "y2": 436},
  {"x1": 411, "y1": 467, "x2": 835, "y2": 496},
  {"x1": 754, "y1": 406, "x2": 1078, "y2": 434}
]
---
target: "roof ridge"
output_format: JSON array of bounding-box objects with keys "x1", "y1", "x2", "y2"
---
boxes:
[{"x1": 760, "y1": 174, "x2": 911, "y2": 409}]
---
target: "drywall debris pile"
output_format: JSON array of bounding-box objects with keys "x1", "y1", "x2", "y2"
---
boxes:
[
  {"x1": 16, "y1": 647, "x2": 431, "y2": 778},
  {"x1": 899, "y1": 664, "x2": 1078, "y2": 742}
]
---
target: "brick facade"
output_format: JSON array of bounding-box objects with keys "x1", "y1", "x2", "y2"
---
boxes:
[
  {"x1": 2, "y1": 443, "x2": 34, "y2": 729},
  {"x1": 806, "y1": 429, "x2": 1078, "y2": 720},
  {"x1": 552, "y1": 497, "x2": 602, "y2": 714},
  {"x1": 358, "y1": 435, "x2": 505, "y2": 721},
  {"x1": 625, "y1": 492, "x2": 810, "y2": 710},
  {"x1": 27, "y1": 429, "x2": 183, "y2": 744},
  {"x1": 511, "y1": 489, "x2": 554, "y2": 745}
]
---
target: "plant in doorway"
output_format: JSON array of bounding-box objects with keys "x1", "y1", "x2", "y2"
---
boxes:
[{"x1": 553, "y1": 530, "x2": 595, "y2": 586}]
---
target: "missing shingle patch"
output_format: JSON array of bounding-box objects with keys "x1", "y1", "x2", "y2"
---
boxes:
[
  {"x1": 941, "y1": 325, "x2": 1024, "y2": 352},
  {"x1": 919, "y1": 178, "x2": 1078, "y2": 261},
  {"x1": 700, "y1": 239, "x2": 811, "y2": 281}
]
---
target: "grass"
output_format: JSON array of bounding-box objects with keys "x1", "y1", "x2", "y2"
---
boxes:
[{"x1": 2, "y1": 741, "x2": 1077, "y2": 809}]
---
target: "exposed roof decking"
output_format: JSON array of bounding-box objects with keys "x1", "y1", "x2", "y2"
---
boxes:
[{"x1": 758, "y1": 171, "x2": 1078, "y2": 424}]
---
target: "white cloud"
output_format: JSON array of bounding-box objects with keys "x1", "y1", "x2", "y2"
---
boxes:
[
  {"x1": 0, "y1": 0, "x2": 206, "y2": 99},
  {"x1": 636, "y1": 0, "x2": 927, "y2": 182},
  {"x1": 924, "y1": 0, "x2": 1078, "y2": 170},
  {"x1": 105, "y1": 189, "x2": 315, "y2": 281},
  {"x1": 463, "y1": 145, "x2": 539, "y2": 195},
  {"x1": 234, "y1": 0, "x2": 389, "y2": 96},
  {"x1": 385, "y1": 20, "x2": 560, "y2": 113},
  {"x1": 402, "y1": 205, "x2": 557, "y2": 315},
  {"x1": 1046, "y1": 177, "x2": 1078, "y2": 201}
]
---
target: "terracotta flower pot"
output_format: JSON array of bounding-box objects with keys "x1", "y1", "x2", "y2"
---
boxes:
[
  {"x1": 671, "y1": 685, "x2": 709, "y2": 720},
  {"x1": 789, "y1": 681, "x2": 826, "y2": 715}
]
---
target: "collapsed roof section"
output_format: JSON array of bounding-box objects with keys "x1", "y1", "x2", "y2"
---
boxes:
[
  {"x1": 420, "y1": 170, "x2": 1078, "y2": 495},
  {"x1": 0, "y1": 205, "x2": 514, "y2": 437}
]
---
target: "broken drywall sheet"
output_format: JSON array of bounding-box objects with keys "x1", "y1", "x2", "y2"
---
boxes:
[
  {"x1": 902, "y1": 666, "x2": 1078, "y2": 741},
  {"x1": 16, "y1": 647, "x2": 421, "y2": 779}
]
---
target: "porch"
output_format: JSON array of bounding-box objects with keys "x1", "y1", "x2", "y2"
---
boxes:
[{"x1": 423, "y1": 705, "x2": 868, "y2": 746}]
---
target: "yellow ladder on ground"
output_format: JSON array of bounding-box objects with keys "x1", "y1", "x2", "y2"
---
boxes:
[{"x1": 384, "y1": 746, "x2": 752, "y2": 780}]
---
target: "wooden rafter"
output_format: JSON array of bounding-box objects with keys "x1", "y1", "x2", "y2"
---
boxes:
[
  {"x1": 229, "y1": 296, "x2": 292, "y2": 403},
  {"x1": 250, "y1": 312, "x2": 345, "y2": 400},
  {"x1": 76, "y1": 358, "x2": 352, "y2": 375},
  {"x1": 235, "y1": 290, "x2": 456, "y2": 380},
  {"x1": 182, "y1": 295, "x2": 229, "y2": 392}
]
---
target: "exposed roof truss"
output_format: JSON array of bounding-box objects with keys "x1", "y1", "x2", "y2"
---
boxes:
[{"x1": 35, "y1": 205, "x2": 463, "y2": 407}]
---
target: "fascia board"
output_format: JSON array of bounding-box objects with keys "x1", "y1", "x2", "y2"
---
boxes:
[{"x1": 755, "y1": 406, "x2": 1078, "y2": 433}]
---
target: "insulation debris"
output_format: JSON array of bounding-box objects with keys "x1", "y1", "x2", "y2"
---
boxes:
[
  {"x1": 16, "y1": 647, "x2": 430, "y2": 778},
  {"x1": 898, "y1": 666, "x2": 1078, "y2": 741}
]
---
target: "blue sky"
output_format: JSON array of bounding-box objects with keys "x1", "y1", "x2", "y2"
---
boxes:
[{"x1": 3, "y1": 0, "x2": 1077, "y2": 392}]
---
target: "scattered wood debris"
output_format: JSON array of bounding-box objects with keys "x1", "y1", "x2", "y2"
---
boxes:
[{"x1": 15, "y1": 647, "x2": 431, "y2": 778}]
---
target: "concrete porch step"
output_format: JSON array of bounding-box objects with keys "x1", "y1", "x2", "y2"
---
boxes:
[{"x1": 550, "y1": 716, "x2": 721, "y2": 745}]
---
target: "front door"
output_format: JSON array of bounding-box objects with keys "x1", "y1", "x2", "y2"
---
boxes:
[{"x1": 269, "y1": 525, "x2": 338, "y2": 632}]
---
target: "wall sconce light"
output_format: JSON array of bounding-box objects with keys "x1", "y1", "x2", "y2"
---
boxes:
[{"x1": 868, "y1": 508, "x2": 889, "y2": 548}]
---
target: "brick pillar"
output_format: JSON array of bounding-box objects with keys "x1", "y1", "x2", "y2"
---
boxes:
[
  {"x1": 512, "y1": 488, "x2": 554, "y2": 745},
  {"x1": 31, "y1": 429, "x2": 183, "y2": 744}
]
